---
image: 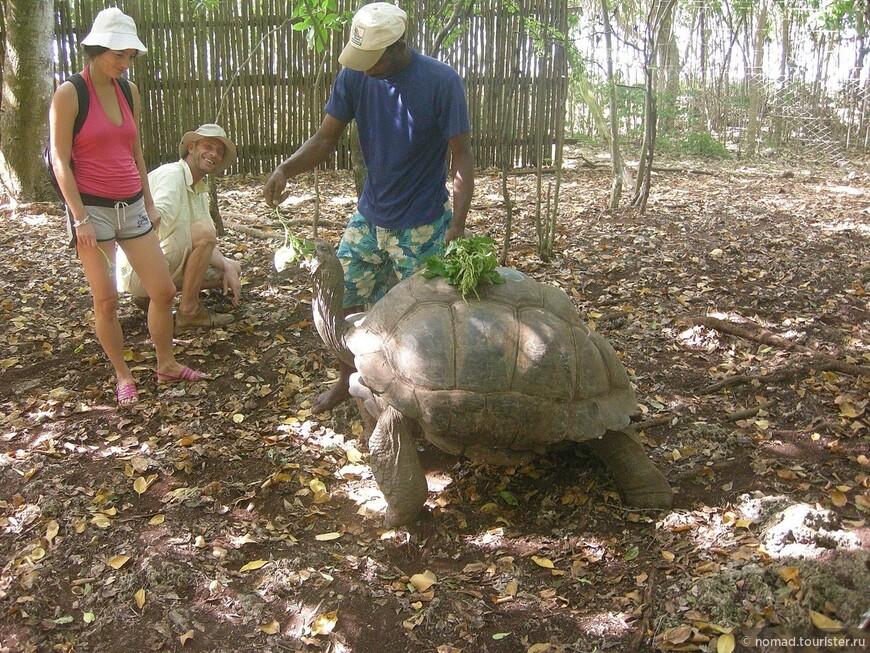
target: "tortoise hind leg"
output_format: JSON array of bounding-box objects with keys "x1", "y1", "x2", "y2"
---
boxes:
[
  {"x1": 585, "y1": 429, "x2": 673, "y2": 509},
  {"x1": 368, "y1": 406, "x2": 428, "y2": 527}
]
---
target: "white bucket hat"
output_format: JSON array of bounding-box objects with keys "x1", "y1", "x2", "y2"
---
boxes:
[
  {"x1": 81, "y1": 8, "x2": 147, "y2": 54},
  {"x1": 179, "y1": 124, "x2": 237, "y2": 171},
  {"x1": 338, "y1": 3, "x2": 407, "y2": 71}
]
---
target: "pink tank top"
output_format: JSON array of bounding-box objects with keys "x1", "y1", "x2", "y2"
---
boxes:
[{"x1": 72, "y1": 66, "x2": 142, "y2": 199}]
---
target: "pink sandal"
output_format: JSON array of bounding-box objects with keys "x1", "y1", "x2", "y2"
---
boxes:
[
  {"x1": 116, "y1": 382, "x2": 140, "y2": 407},
  {"x1": 155, "y1": 366, "x2": 208, "y2": 384}
]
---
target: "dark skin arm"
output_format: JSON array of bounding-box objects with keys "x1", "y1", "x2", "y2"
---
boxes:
[
  {"x1": 263, "y1": 114, "x2": 348, "y2": 207},
  {"x1": 445, "y1": 131, "x2": 474, "y2": 243}
]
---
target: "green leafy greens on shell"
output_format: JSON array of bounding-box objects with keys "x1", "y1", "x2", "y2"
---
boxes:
[{"x1": 423, "y1": 236, "x2": 505, "y2": 298}]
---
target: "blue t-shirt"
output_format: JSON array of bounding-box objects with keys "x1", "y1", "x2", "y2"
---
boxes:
[{"x1": 325, "y1": 49, "x2": 471, "y2": 230}]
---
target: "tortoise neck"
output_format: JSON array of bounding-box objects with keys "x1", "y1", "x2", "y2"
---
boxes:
[{"x1": 311, "y1": 250, "x2": 353, "y2": 362}]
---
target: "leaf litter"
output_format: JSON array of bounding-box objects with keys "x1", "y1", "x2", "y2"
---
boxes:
[{"x1": 0, "y1": 152, "x2": 868, "y2": 652}]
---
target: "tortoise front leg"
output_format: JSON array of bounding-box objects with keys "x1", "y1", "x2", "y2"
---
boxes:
[
  {"x1": 585, "y1": 428, "x2": 673, "y2": 509},
  {"x1": 368, "y1": 406, "x2": 428, "y2": 527}
]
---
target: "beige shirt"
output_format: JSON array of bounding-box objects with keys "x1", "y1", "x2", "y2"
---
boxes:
[
  {"x1": 117, "y1": 160, "x2": 216, "y2": 295},
  {"x1": 150, "y1": 159, "x2": 214, "y2": 243}
]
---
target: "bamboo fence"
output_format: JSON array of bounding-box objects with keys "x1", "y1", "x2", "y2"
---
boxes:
[{"x1": 49, "y1": 0, "x2": 569, "y2": 175}]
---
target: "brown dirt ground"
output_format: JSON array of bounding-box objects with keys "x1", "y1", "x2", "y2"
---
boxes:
[{"x1": 1, "y1": 153, "x2": 869, "y2": 653}]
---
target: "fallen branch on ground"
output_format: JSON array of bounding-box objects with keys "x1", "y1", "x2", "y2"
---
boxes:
[
  {"x1": 726, "y1": 399, "x2": 778, "y2": 422},
  {"x1": 699, "y1": 361, "x2": 837, "y2": 395},
  {"x1": 224, "y1": 219, "x2": 344, "y2": 241},
  {"x1": 690, "y1": 316, "x2": 870, "y2": 378},
  {"x1": 633, "y1": 416, "x2": 672, "y2": 431}
]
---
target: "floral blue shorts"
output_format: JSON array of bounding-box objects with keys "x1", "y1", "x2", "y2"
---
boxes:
[{"x1": 337, "y1": 208, "x2": 452, "y2": 308}]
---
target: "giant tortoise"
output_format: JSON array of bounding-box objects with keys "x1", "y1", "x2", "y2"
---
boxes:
[{"x1": 305, "y1": 240, "x2": 672, "y2": 526}]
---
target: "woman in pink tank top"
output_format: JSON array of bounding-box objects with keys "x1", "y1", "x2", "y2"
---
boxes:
[{"x1": 48, "y1": 8, "x2": 207, "y2": 407}]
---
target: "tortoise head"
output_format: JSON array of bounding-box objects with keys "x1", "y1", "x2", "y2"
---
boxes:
[{"x1": 306, "y1": 238, "x2": 355, "y2": 366}]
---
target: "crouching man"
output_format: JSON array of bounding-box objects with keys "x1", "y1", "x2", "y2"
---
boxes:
[{"x1": 118, "y1": 123, "x2": 241, "y2": 329}]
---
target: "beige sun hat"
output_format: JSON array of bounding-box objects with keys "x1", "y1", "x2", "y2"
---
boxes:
[
  {"x1": 81, "y1": 8, "x2": 147, "y2": 54},
  {"x1": 179, "y1": 124, "x2": 237, "y2": 171},
  {"x1": 338, "y1": 3, "x2": 407, "y2": 71}
]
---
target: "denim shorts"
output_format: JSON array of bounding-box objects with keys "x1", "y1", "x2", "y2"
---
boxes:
[
  {"x1": 70, "y1": 196, "x2": 153, "y2": 243},
  {"x1": 337, "y1": 208, "x2": 452, "y2": 308}
]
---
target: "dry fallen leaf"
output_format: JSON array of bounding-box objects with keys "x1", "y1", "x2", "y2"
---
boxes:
[
  {"x1": 260, "y1": 620, "x2": 280, "y2": 634},
  {"x1": 133, "y1": 477, "x2": 148, "y2": 495},
  {"x1": 239, "y1": 559, "x2": 269, "y2": 572},
  {"x1": 106, "y1": 555, "x2": 130, "y2": 570},
  {"x1": 808, "y1": 610, "x2": 842, "y2": 631},
  {"x1": 717, "y1": 632, "x2": 735, "y2": 653},
  {"x1": 777, "y1": 566, "x2": 800, "y2": 584},
  {"x1": 662, "y1": 624, "x2": 693, "y2": 645},
  {"x1": 409, "y1": 570, "x2": 438, "y2": 591},
  {"x1": 531, "y1": 555, "x2": 554, "y2": 569},
  {"x1": 315, "y1": 532, "x2": 342, "y2": 541},
  {"x1": 528, "y1": 644, "x2": 554, "y2": 653},
  {"x1": 45, "y1": 520, "x2": 59, "y2": 544},
  {"x1": 310, "y1": 610, "x2": 338, "y2": 636},
  {"x1": 134, "y1": 588, "x2": 146, "y2": 609}
]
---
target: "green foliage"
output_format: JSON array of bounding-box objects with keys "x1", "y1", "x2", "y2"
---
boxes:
[
  {"x1": 291, "y1": 0, "x2": 352, "y2": 52},
  {"x1": 425, "y1": 0, "x2": 472, "y2": 52},
  {"x1": 423, "y1": 237, "x2": 505, "y2": 299},
  {"x1": 803, "y1": 0, "x2": 860, "y2": 32},
  {"x1": 684, "y1": 131, "x2": 730, "y2": 158},
  {"x1": 273, "y1": 216, "x2": 315, "y2": 272},
  {"x1": 502, "y1": 0, "x2": 568, "y2": 58}
]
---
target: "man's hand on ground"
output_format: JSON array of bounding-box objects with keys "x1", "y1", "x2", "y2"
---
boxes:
[{"x1": 222, "y1": 259, "x2": 242, "y2": 306}]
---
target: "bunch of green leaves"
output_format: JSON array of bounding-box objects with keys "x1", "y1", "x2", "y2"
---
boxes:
[
  {"x1": 424, "y1": 236, "x2": 504, "y2": 299},
  {"x1": 273, "y1": 215, "x2": 315, "y2": 272}
]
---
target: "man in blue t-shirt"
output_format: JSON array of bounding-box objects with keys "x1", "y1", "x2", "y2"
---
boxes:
[{"x1": 264, "y1": 2, "x2": 474, "y2": 413}]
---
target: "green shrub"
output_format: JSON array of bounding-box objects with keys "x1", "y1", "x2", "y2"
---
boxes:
[{"x1": 684, "y1": 131, "x2": 730, "y2": 158}]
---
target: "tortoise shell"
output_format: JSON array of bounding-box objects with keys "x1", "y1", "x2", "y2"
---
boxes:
[{"x1": 346, "y1": 268, "x2": 638, "y2": 452}]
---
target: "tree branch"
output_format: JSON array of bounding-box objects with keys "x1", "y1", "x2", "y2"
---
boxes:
[{"x1": 690, "y1": 316, "x2": 870, "y2": 378}]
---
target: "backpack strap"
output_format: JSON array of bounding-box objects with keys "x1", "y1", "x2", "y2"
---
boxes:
[
  {"x1": 68, "y1": 73, "x2": 135, "y2": 137},
  {"x1": 69, "y1": 73, "x2": 89, "y2": 137},
  {"x1": 117, "y1": 77, "x2": 135, "y2": 116}
]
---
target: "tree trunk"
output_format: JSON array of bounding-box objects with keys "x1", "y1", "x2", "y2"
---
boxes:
[
  {"x1": 631, "y1": 61, "x2": 657, "y2": 214},
  {"x1": 744, "y1": 1, "x2": 767, "y2": 158},
  {"x1": 631, "y1": 0, "x2": 675, "y2": 214},
  {"x1": 655, "y1": 5, "x2": 680, "y2": 134},
  {"x1": 600, "y1": 0, "x2": 624, "y2": 209},
  {"x1": 772, "y1": 6, "x2": 791, "y2": 147},
  {"x1": 0, "y1": 0, "x2": 53, "y2": 201}
]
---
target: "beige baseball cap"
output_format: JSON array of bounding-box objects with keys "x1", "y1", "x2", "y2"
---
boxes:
[
  {"x1": 179, "y1": 124, "x2": 237, "y2": 171},
  {"x1": 338, "y1": 3, "x2": 407, "y2": 71},
  {"x1": 81, "y1": 8, "x2": 147, "y2": 54}
]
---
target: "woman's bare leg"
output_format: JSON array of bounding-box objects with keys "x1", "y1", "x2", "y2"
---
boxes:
[
  {"x1": 119, "y1": 231, "x2": 190, "y2": 377},
  {"x1": 79, "y1": 241, "x2": 135, "y2": 387}
]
